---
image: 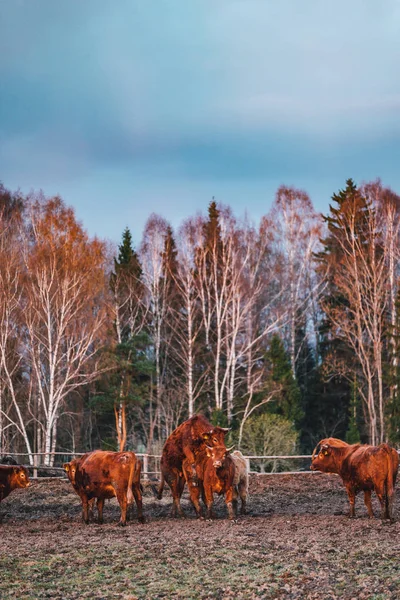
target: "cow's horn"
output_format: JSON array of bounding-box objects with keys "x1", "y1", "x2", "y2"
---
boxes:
[
  {"x1": 226, "y1": 446, "x2": 235, "y2": 453},
  {"x1": 220, "y1": 427, "x2": 230, "y2": 433},
  {"x1": 206, "y1": 444, "x2": 213, "y2": 450},
  {"x1": 311, "y1": 444, "x2": 320, "y2": 461}
]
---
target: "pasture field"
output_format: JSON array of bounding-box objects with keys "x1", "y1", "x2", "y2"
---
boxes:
[{"x1": 1, "y1": 474, "x2": 400, "y2": 599}]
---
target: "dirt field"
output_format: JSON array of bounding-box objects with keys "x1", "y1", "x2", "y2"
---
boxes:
[{"x1": 1, "y1": 473, "x2": 400, "y2": 599}]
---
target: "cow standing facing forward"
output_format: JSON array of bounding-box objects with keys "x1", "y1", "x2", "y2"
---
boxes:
[
  {"x1": 157, "y1": 415, "x2": 229, "y2": 517},
  {"x1": 64, "y1": 450, "x2": 144, "y2": 526},
  {"x1": 186, "y1": 447, "x2": 248, "y2": 521},
  {"x1": 310, "y1": 438, "x2": 398, "y2": 520}
]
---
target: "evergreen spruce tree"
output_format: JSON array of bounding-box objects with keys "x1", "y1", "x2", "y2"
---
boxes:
[
  {"x1": 264, "y1": 334, "x2": 303, "y2": 429},
  {"x1": 315, "y1": 179, "x2": 372, "y2": 442},
  {"x1": 294, "y1": 323, "x2": 323, "y2": 451},
  {"x1": 106, "y1": 227, "x2": 150, "y2": 449}
]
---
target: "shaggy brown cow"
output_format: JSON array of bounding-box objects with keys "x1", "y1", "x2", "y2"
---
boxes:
[
  {"x1": 310, "y1": 438, "x2": 399, "y2": 520},
  {"x1": 64, "y1": 450, "x2": 144, "y2": 526},
  {"x1": 157, "y1": 414, "x2": 229, "y2": 517},
  {"x1": 185, "y1": 444, "x2": 237, "y2": 520},
  {"x1": 0, "y1": 465, "x2": 30, "y2": 504},
  {"x1": 230, "y1": 450, "x2": 249, "y2": 515}
]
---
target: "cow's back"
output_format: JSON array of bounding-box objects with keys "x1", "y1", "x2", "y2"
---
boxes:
[
  {"x1": 343, "y1": 445, "x2": 394, "y2": 486},
  {"x1": 161, "y1": 415, "x2": 213, "y2": 467},
  {"x1": 76, "y1": 450, "x2": 136, "y2": 496},
  {"x1": 230, "y1": 451, "x2": 248, "y2": 486}
]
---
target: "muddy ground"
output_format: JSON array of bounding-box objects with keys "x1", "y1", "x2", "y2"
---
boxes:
[{"x1": 1, "y1": 473, "x2": 400, "y2": 599}]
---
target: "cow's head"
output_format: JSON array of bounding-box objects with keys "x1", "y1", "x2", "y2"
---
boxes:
[
  {"x1": 310, "y1": 438, "x2": 349, "y2": 473},
  {"x1": 310, "y1": 442, "x2": 340, "y2": 473},
  {"x1": 10, "y1": 465, "x2": 30, "y2": 489},
  {"x1": 64, "y1": 460, "x2": 78, "y2": 485},
  {"x1": 205, "y1": 444, "x2": 234, "y2": 469},
  {"x1": 202, "y1": 427, "x2": 230, "y2": 449}
]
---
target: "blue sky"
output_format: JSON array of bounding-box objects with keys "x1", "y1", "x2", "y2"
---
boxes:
[{"x1": 1, "y1": 0, "x2": 399, "y2": 244}]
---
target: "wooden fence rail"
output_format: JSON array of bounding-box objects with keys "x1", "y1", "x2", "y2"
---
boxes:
[
  {"x1": 3, "y1": 450, "x2": 399, "y2": 479},
  {"x1": 1, "y1": 451, "x2": 316, "y2": 479}
]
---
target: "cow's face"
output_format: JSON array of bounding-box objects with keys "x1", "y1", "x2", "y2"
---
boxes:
[
  {"x1": 11, "y1": 466, "x2": 30, "y2": 489},
  {"x1": 202, "y1": 427, "x2": 229, "y2": 449},
  {"x1": 310, "y1": 444, "x2": 336, "y2": 473},
  {"x1": 205, "y1": 444, "x2": 232, "y2": 469},
  {"x1": 64, "y1": 461, "x2": 78, "y2": 485}
]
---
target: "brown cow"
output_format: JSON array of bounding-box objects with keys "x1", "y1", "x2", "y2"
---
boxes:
[
  {"x1": 157, "y1": 414, "x2": 229, "y2": 517},
  {"x1": 0, "y1": 465, "x2": 30, "y2": 504},
  {"x1": 64, "y1": 450, "x2": 144, "y2": 526},
  {"x1": 64, "y1": 453, "x2": 96, "y2": 519},
  {"x1": 185, "y1": 444, "x2": 237, "y2": 520},
  {"x1": 310, "y1": 438, "x2": 399, "y2": 520}
]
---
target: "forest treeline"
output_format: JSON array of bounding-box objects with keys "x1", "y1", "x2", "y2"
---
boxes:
[{"x1": 1, "y1": 179, "x2": 400, "y2": 467}]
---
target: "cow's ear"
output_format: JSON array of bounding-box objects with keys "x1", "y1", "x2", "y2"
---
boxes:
[
  {"x1": 202, "y1": 432, "x2": 210, "y2": 441},
  {"x1": 12, "y1": 466, "x2": 19, "y2": 473},
  {"x1": 63, "y1": 463, "x2": 70, "y2": 472}
]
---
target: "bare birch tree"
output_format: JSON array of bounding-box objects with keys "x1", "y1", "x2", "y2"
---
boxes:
[
  {"x1": 270, "y1": 186, "x2": 322, "y2": 373},
  {"x1": 322, "y1": 191, "x2": 390, "y2": 443},
  {"x1": 0, "y1": 211, "x2": 34, "y2": 461},
  {"x1": 139, "y1": 214, "x2": 172, "y2": 448},
  {"x1": 168, "y1": 216, "x2": 207, "y2": 417},
  {"x1": 22, "y1": 195, "x2": 109, "y2": 465}
]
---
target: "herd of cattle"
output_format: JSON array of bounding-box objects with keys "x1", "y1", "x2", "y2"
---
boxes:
[{"x1": 0, "y1": 415, "x2": 399, "y2": 525}]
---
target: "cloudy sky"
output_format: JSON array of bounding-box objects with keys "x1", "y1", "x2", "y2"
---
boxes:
[{"x1": 1, "y1": 0, "x2": 399, "y2": 243}]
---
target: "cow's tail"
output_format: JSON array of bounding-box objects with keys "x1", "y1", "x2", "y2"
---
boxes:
[
  {"x1": 127, "y1": 456, "x2": 135, "y2": 505},
  {"x1": 383, "y1": 444, "x2": 395, "y2": 519}
]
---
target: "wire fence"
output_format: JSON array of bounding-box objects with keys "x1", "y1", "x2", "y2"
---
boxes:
[{"x1": 0, "y1": 451, "x2": 319, "y2": 479}]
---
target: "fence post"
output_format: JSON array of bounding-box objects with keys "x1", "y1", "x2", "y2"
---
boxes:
[
  {"x1": 245, "y1": 457, "x2": 250, "y2": 475},
  {"x1": 33, "y1": 454, "x2": 38, "y2": 479},
  {"x1": 143, "y1": 454, "x2": 149, "y2": 480}
]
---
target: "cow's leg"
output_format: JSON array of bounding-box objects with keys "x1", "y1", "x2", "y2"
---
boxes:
[
  {"x1": 88, "y1": 498, "x2": 96, "y2": 521},
  {"x1": 183, "y1": 449, "x2": 197, "y2": 483},
  {"x1": 96, "y1": 497, "x2": 104, "y2": 524},
  {"x1": 116, "y1": 489, "x2": 128, "y2": 526},
  {"x1": 204, "y1": 485, "x2": 214, "y2": 520},
  {"x1": 345, "y1": 486, "x2": 356, "y2": 518},
  {"x1": 387, "y1": 489, "x2": 395, "y2": 522},
  {"x1": 225, "y1": 487, "x2": 236, "y2": 521},
  {"x1": 182, "y1": 459, "x2": 203, "y2": 518},
  {"x1": 187, "y1": 480, "x2": 204, "y2": 518},
  {"x1": 81, "y1": 494, "x2": 90, "y2": 524},
  {"x1": 132, "y1": 484, "x2": 145, "y2": 523},
  {"x1": 238, "y1": 480, "x2": 247, "y2": 515},
  {"x1": 363, "y1": 490, "x2": 374, "y2": 518},
  {"x1": 232, "y1": 487, "x2": 239, "y2": 516},
  {"x1": 166, "y1": 472, "x2": 186, "y2": 518},
  {"x1": 375, "y1": 484, "x2": 389, "y2": 520}
]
